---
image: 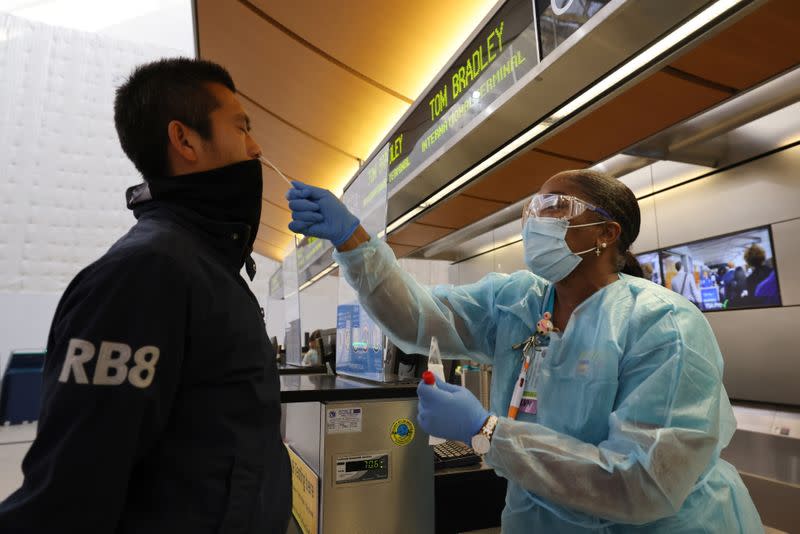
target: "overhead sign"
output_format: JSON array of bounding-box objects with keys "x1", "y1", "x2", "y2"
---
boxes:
[
  {"x1": 387, "y1": 0, "x2": 536, "y2": 193},
  {"x1": 296, "y1": 236, "x2": 334, "y2": 286}
]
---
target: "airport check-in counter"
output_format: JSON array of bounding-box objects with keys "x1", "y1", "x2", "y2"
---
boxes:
[{"x1": 279, "y1": 374, "x2": 506, "y2": 534}]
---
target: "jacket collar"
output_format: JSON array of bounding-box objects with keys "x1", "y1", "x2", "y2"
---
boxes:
[{"x1": 128, "y1": 190, "x2": 257, "y2": 280}]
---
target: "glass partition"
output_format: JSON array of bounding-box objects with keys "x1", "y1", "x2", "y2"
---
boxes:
[
  {"x1": 282, "y1": 249, "x2": 302, "y2": 365},
  {"x1": 336, "y1": 145, "x2": 390, "y2": 380}
]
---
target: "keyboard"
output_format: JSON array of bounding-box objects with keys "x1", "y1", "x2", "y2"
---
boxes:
[{"x1": 433, "y1": 440, "x2": 482, "y2": 470}]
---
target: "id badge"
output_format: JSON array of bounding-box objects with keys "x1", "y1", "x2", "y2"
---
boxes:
[{"x1": 519, "y1": 346, "x2": 546, "y2": 415}]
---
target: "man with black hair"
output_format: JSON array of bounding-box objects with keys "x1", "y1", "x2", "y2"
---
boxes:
[{"x1": 0, "y1": 58, "x2": 291, "y2": 533}]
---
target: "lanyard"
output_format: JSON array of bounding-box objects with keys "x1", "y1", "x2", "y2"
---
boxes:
[{"x1": 508, "y1": 287, "x2": 556, "y2": 419}]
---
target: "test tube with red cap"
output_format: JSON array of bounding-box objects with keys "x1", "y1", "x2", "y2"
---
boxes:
[{"x1": 421, "y1": 371, "x2": 446, "y2": 445}]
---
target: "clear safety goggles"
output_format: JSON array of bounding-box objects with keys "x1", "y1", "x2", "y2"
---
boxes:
[{"x1": 522, "y1": 193, "x2": 612, "y2": 223}]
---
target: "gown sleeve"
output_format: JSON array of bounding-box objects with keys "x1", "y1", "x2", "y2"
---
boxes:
[{"x1": 334, "y1": 237, "x2": 536, "y2": 363}]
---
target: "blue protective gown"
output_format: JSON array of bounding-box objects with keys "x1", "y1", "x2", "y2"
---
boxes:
[{"x1": 334, "y1": 238, "x2": 762, "y2": 533}]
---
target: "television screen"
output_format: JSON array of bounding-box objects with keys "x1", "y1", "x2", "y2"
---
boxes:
[{"x1": 658, "y1": 226, "x2": 780, "y2": 311}]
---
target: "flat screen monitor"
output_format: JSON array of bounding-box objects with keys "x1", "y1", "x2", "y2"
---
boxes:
[{"x1": 658, "y1": 226, "x2": 781, "y2": 311}]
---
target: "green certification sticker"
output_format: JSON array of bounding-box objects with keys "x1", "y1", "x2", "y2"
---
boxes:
[{"x1": 390, "y1": 418, "x2": 415, "y2": 446}]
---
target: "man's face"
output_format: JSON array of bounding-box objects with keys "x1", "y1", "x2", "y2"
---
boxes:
[{"x1": 194, "y1": 82, "x2": 261, "y2": 170}]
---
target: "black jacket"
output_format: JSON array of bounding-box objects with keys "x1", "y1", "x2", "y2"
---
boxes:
[{"x1": 0, "y1": 201, "x2": 291, "y2": 533}]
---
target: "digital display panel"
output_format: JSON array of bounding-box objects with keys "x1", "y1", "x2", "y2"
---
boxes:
[
  {"x1": 335, "y1": 453, "x2": 389, "y2": 485},
  {"x1": 344, "y1": 458, "x2": 385, "y2": 473},
  {"x1": 386, "y1": 0, "x2": 536, "y2": 193}
]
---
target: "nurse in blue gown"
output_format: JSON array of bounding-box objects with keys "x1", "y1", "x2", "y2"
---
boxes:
[{"x1": 286, "y1": 169, "x2": 762, "y2": 533}]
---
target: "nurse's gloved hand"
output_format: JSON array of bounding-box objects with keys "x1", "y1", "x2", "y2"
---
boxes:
[
  {"x1": 416, "y1": 376, "x2": 489, "y2": 444},
  {"x1": 286, "y1": 181, "x2": 360, "y2": 247}
]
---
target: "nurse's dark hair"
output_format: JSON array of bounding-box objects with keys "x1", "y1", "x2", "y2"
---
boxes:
[
  {"x1": 114, "y1": 57, "x2": 236, "y2": 180},
  {"x1": 556, "y1": 169, "x2": 643, "y2": 277}
]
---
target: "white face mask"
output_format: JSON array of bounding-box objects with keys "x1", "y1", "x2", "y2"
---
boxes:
[{"x1": 522, "y1": 217, "x2": 604, "y2": 283}]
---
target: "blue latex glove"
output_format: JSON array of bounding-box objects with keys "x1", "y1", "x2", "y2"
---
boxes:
[
  {"x1": 286, "y1": 181, "x2": 360, "y2": 247},
  {"x1": 416, "y1": 375, "x2": 490, "y2": 444}
]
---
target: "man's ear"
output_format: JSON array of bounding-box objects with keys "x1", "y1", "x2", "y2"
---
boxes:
[{"x1": 166, "y1": 120, "x2": 199, "y2": 163}]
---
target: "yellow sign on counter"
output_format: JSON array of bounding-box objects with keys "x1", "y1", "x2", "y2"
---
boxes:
[{"x1": 286, "y1": 444, "x2": 319, "y2": 534}]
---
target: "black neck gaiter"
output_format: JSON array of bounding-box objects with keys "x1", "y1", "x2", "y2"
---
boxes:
[{"x1": 127, "y1": 158, "x2": 263, "y2": 249}]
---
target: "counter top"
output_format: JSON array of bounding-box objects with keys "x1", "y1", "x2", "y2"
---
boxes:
[
  {"x1": 277, "y1": 363, "x2": 326, "y2": 375},
  {"x1": 721, "y1": 429, "x2": 800, "y2": 485},
  {"x1": 280, "y1": 373, "x2": 419, "y2": 403},
  {"x1": 434, "y1": 460, "x2": 494, "y2": 477}
]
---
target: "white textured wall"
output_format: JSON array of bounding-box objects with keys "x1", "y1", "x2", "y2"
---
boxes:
[
  {"x1": 0, "y1": 13, "x2": 190, "y2": 372},
  {"x1": 0, "y1": 293, "x2": 60, "y2": 371},
  {"x1": 0, "y1": 0, "x2": 195, "y2": 56}
]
